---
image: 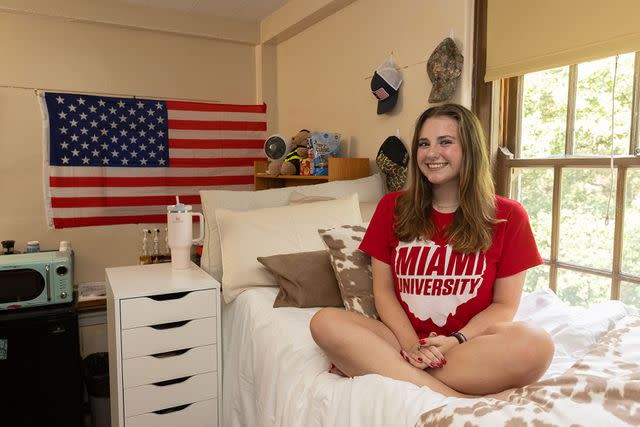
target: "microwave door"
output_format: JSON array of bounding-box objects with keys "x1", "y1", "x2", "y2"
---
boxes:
[{"x1": 0, "y1": 267, "x2": 49, "y2": 308}]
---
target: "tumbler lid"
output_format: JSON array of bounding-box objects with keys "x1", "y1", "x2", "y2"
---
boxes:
[{"x1": 167, "y1": 196, "x2": 192, "y2": 213}]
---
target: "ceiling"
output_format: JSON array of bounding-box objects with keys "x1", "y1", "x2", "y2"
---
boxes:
[{"x1": 120, "y1": 0, "x2": 289, "y2": 22}]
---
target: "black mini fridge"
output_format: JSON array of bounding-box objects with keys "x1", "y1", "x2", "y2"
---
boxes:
[{"x1": 0, "y1": 304, "x2": 83, "y2": 427}]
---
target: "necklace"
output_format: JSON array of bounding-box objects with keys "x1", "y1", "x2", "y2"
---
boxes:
[{"x1": 432, "y1": 201, "x2": 459, "y2": 212}]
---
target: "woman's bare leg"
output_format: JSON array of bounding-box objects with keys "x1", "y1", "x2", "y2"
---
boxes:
[
  {"x1": 428, "y1": 322, "x2": 554, "y2": 395},
  {"x1": 310, "y1": 307, "x2": 469, "y2": 397},
  {"x1": 311, "y1": 309, "x2": 554, "y2": 396}
]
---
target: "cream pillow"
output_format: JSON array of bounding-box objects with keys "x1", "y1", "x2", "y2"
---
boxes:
[
  {"x1": 215, "y1": 193, "x2": 362, "y2": 303},
  {"x1": 359, "y1": 202, "x2": 378, "y2": 222},
  {"x1": 199, "y1": 173, "x2": 384, "y2": 282},
  {"x1": 288, "y1": 191, "x2": 378, "y2": 222},
  {"x1": 291, "y1": 173, "x2": 384, "y2": 203}
]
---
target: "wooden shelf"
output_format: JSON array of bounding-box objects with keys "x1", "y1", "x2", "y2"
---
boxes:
[
  {"x1": 255, "y1": 173, "x2": 329, "y2": 181},
  {"x1": 254, "y1": 157, "x2": 369, "y2": 190}
]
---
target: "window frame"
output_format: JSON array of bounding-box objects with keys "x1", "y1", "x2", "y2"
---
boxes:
[{"x1": 495, "y1": 57, "x2": 640, "y2": 300}]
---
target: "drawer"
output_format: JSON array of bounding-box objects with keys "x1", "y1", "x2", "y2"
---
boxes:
[
  {"x1": 122, "y1": 317, "x2": 216, "y2": 359},
  {"x1": 124, "y1": 371, "x2": 217, "y2": 417},
  {"x1": 121, "y1": 289, "x2": 216, "y2": 329},
  {"x1": 123, "y1": 345, "x2": 217, "y2": 388},
  {"x1": 126, "y1": 398, "x2": 218, "y2": 427}
]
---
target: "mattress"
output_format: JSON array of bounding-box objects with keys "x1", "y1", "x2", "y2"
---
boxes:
[{"x1": 221, "y1": 287, "x2": 634, "y2": 427}]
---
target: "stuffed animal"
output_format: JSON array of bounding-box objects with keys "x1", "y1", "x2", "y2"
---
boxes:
[
  {"x1": 267, "y1": 160, "x2": 283, "y2": 175},
  {"x1": 281, "y1": 129, "x2": 311, "y2": 175}
]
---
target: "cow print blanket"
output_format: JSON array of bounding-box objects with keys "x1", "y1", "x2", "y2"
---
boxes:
[{"x1": 415, "y1": 316, "x2": 640, "y2": 427}]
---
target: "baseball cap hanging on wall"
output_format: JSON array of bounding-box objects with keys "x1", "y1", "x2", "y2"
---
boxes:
[
  {"x1": 376, "y1": 135, "x2": 409, "y2": 192},
  {"x1": 371, "y1": 58, "x2": 403, "y2": 114},
  {"x1": 426, "y1": 37, "x2": 463, "y2": 103}
]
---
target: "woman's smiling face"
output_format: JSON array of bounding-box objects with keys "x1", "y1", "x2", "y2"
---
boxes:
[{"x1": 416, "y1": 116, "x2": 463, "y2": 188}]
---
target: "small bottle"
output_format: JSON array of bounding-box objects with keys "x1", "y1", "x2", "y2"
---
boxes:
[
  {"x1": 139, "y1": 229, "x2": 152, "y2": 265},
  {"x1": 307, "y1": 138, "x2": 315, "y2": 176},
  {"x1": 152, "y1": 228, "x2": 160, "y2": 263},
  {"x1": 26, "y1": 241, "x2": 40, "y2": 253}
]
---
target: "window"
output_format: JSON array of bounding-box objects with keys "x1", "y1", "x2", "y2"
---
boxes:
[{"x1": 498, "y1": 52, "x2": 640, "y2": 308}]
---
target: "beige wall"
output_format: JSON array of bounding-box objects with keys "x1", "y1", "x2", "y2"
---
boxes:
[
  {"x1": 0, "y1": 10, "x2": 256, "y2": 283},
  {"x1": 0, "y1": 0, "x2": 473, "y2": 285},
  {"x1": 274, "y1": 0, "x2": 474, "y2": 162}
]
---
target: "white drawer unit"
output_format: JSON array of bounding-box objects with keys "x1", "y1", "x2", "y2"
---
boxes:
[
  {"x1": 106, "y1": 263, "x2": 221, "y2": 427},
  {"x1": 126, "y1": 399, "x2": 218, "y2": 427}
]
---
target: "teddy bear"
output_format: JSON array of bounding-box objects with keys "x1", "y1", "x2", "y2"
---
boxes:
[{"x1": 268, "y1": 129, "x2": 311, "y2": 176}]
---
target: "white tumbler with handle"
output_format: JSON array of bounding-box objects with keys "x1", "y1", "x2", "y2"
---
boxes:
[{"x1": 167, "y1": 196, "x2": 204, "y2": 270}]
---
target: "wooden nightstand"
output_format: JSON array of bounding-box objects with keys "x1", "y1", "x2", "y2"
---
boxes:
[{"x1": 106, "y1": 262, "x2": 221, "y2": 427}]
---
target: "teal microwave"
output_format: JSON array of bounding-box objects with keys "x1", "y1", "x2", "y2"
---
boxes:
[{"x1": 0, "y1": 251, "x2": 73, "y2": 311}]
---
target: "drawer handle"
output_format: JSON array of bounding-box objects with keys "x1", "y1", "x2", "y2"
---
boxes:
[
  {"x1": 148, "y1": 291, "x2": 190, "y2": 301},
  {"x1": 153, "y1": 403, "x2": 192, "y2": 415},
  {"x1": 150, "y1": 320, "x2": 190, "y2": 330},
  {"x1": 151, "y1": 348, "x2": 190, "y2": 358},
  {"x1": 153, "y1": 375, "x2": 191, "y2": 387}
]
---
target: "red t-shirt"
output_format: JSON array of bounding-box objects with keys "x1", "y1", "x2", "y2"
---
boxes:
[{"x1": 359, "y1": 192, "x2": 542, "y2": 338}]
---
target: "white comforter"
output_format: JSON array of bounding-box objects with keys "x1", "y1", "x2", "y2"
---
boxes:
[{"x1": 221, "y1": 288, "x2": 634, "y2": 427}]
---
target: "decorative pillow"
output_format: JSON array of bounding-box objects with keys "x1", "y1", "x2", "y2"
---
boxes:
[
  {"x1": 199, "y1": 173, "x2": 384, "y2": 282},
  {"x1": 258, "y1": 251, "x2": 343, "y2": 308},
  {"x1": 318, "y1": 223, "x2": 379, "y2": 319},
  {"x1": 215, "y1": 194, "x2": 361, "y2": 303}
]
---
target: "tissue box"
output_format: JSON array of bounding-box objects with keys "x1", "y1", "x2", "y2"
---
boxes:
[{"x1": 310, "y1": 132, "x2": 342, "y2": 176}]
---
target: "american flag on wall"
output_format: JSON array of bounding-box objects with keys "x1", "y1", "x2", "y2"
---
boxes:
[{"x1": 40, "y1": 92, "x2": 266, "y2": 228}]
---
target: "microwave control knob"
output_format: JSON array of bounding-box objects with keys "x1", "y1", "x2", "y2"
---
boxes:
[
  {"x1": 60, "y1": 291, "x2": 68, "y2": 299},
  {"x1": 56, "y1": 266, "x2": 68, "y2": 275}
]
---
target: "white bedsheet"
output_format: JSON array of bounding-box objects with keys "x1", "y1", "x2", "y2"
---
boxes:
[{"x1": 221, "y1": 287, "x2": 633, "y2": 427}]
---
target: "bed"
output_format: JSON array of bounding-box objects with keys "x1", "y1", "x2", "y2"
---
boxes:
[{"x1": 198, "y1": 175, "x2": 640, "y2": 427}]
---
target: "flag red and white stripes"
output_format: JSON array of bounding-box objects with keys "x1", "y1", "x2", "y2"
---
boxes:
[{"x1": 41, "y1": 93, "x2": 266, "y2": 228}]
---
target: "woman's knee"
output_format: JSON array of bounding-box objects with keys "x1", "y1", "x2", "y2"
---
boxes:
[
  {"x1": 504, "y1": 322, "x2": 554, "y2": 384},
  {"x1": 310, "y1": 307, "x2": 343, "y2": 347}
]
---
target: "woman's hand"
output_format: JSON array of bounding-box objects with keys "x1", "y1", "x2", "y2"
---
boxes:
[
  {"x1": 419, "y1": 332, "x2": 459, "y2": 358},
  {"x1": 400, "y1": 333, "x2": 448, "y2": 369}
]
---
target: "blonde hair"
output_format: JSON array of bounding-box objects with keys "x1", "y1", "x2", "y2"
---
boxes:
[{"x1": 394, "y1": 104, "x2": 497, "y2": 253}]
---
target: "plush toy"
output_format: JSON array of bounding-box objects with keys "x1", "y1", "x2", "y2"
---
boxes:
[
  {"x1": 281, "y1": 129, "x2": 311, "y2": 175},
  {"x1": 267, "y1": 160, "x2": 283, "y2": 175}
]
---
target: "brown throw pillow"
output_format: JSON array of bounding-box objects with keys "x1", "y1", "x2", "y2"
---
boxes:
[
  {"x1": 257, "y1": 251, "x2": 343, "y2": 308},
  {"x1": 318, "y1": 223, "x2": 379, "y2": 319}
]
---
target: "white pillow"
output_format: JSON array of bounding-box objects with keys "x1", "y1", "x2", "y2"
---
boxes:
[
  {"x1": 199, "y1": 173, "x2": 384, "y2": 281},
  {"x1": 292, "y1": 173, "x2": 384, "y2": 203},
  {"x1": 287, "y1": 191, "x2": 378, "y2": 222},
  {"x1": 359, "y1": 202, "x2": 378, "y2": 222},
  {"x1": 215, "y1": 193, "x2": 362, "y2": 303}
]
